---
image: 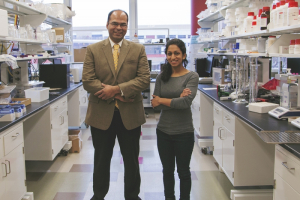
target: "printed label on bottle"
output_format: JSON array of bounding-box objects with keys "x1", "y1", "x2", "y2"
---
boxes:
[
  {"x1": 289, "y1": 45, "x2": 294, "y2": 54},
  {"x1": 261, "y1": 18, "x2": 267, "y2": 27}
]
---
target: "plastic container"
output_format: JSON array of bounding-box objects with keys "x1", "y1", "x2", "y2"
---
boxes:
[
  {"x1": 257, "y1": 9, "x2": 262, "y2": 30},
  {"x1": 24, "y1": 87, "x2": 50, "y2": 102},
  {"x1": 258, "y1": 37, "x2": 267, "y2": 53},
  {"x1": 275, "y1": 2, "x2": 281, "y2": 27},
  {"x1": 287, "y1": 1, "x2": 299, "y2": 26},
  {"x1": 271, "y1": 4, "x2": 276, "y2": 29},
  {"x1": 266, "y1": 36, "x2": 276, "y2": 51},
  {"x1": 251, "y1": 21, "x2": 257, "y2": 32},
  {"x1": 289, "y1": 39, "x2": 295, "y2": 54},
  {"x1": 284, "y1": 0, "x2": 295, "y2": 26},
  {"x1": 294, "y1": 39, "x2": 300, "y2": 54},
  {"x1": 244, "y1": 12, "x2": 254, "y2": 33},
  {"x1": 69, "y1": 74, "x2": 74, "y2": 85},
  {"x1": 277, "y1": 1, "x2": 285, "y2": 27}
]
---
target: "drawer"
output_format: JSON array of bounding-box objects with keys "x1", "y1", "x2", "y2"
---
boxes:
[
  {"x1": 0, "y1": 137, "x2": 3, "y2": 159},
  {"x1": 79, "y1": 86, "x2": 87, "y2": 96},
  {"x1": 274, "y1": 173, "x2": 300, "y2": 200},
  {"x1": 275, "y1": 147, "x2": 300, "y2": 194},
  {"x1": 3, "y1": 124, "x2": 23, "y2": 156},
  {"x1": 80, "y1": 94, "x2": 88, "y2": 105},
  {"x1": 213, "y1": 102, "x2": 223, "y2": 122},
  {"x1": 50, "y1": 96, "x2": 68, "y2": 120},
  {"x1": 222, "y1": 109, "x2": 235, "y2": 133}
]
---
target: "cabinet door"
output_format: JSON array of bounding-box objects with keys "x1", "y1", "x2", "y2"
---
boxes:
[
  {"x1": 192, "y1": 101, "x2": 200, "y2": 136},
  {"x1": 274, "y1": 173, "x2": 300, "y2": 200},
  {"x1": 4, "y1": 144, "x2": 26, "y2": 200},
  {"x1": 79, "y1": 93, "x2": 88, "y2": 126},
  {"x1": 0, "y1": 157, "x2": 5, "y2": 199},
  {"x1": 213, "y1": 119, "x2": 223, "y2": 166},
  {"x1": 51, "y1": 109, "x2": 69, "y2": 159},
  {"x1": 222, "y1": 128, "x2": 235, "y2": 185}
]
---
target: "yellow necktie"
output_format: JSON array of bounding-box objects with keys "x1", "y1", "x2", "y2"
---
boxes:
[{"x1": 113, "y1": 44, "x2": 119, "y2": 108}]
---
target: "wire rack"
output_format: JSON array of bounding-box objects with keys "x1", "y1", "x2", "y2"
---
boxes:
[{"x1": 257, "y1": 131, "x2": 300, "y2": 144}]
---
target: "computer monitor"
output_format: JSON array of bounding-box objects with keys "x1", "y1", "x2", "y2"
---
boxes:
[
  {"x1": 148, "y1": 60, "x2": 152, "y2": 72},
  {"x1": 53, "y1": 59, "x2": 62, "y2": 64},
  {"x1": 205, "y1": 56, "x2": 214, "y2": 77}
]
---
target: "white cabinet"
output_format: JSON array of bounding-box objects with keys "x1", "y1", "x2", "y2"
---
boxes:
[
  {"x1": 0, "y1": 123, "x2": 26, "y2": 200},
  {"x1": 213, "y1": 102, "x2": 234, "y2": 183},
  {"x1": 24, "y1": 96, "x2": 69, "y2": 160},
  {"x1": 68, "y1": 86, "x2": 88, "y2": 127},
  {"x1": 213, "y1": 102, "x2": 275, "y2": 187},
  {"x1": 274, "y1": 145, "x2": 300, "y2": 200}
]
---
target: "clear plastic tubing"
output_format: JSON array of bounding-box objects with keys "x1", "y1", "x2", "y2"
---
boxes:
[
  {"x1": 289, "y1": 39, "x2": 295, "y2": 54},
  {"x1": 244, "y1": 12, "x2": 254, "y2": 33},
  {"x1": 287, "y1": 1, "x2": 299, "y2": 26},
  {"x1": 294, "y1": 39, "x2": 300, "y2": 54}
]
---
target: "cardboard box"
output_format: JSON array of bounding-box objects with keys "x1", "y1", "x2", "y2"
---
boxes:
[
  {"x1": 52, "y1": 27, "x2": 65, "y2": 43},
  {"x1": 74, "y1": 48, "x2": 87, "y2": 62},
  {"x1": 68, "y1": 130, "x2": 82, "y2": 153}
]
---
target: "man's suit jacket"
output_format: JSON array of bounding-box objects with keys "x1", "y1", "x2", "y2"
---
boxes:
[{"x1": 82, "y1": 38, "x2": 150, "y2": 130}]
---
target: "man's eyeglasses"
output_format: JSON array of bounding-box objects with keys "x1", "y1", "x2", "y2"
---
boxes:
[{"x1": 110, "y1": 22, "x2": 128, "y2": 28}]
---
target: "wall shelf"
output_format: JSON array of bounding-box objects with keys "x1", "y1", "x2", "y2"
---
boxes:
[
  {"x1": 0, "y1": 0, "x2": 43, "y2": 15},
  {"x1": 0, "y1": 37, "x2": 72, "y2": 46},
  {"x1": 0, "y1": 0, "x2": 71, "y2": 26},
  {"x1": 197, "y1": 0, "x2": 248, "y2": 28},
  {"x1": 0, "y1": 55, "x2": 71, "y2": 62}
]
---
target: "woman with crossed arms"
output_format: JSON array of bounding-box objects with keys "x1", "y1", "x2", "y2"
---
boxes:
[{"x1": 151, "y1": 38, "x2": 199, "y2": 200}]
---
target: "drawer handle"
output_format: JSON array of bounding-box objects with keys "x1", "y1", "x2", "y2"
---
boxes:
[
  {"x1": 218, "y1": 127, "x2": 221, "y2": 138},
  {"x1": 2, "y1": 163, "x2": 7, "y2": 177},
  {"x1": 11, "y1": 133, "x2": 20, "y2": 138},
  {"x1": 214, "y1": 108, "x2": 219, "y2": 114},
  {"x1": 224, "y1": 116, "x2": 230, "y2": 122},
  {"x1": 54, "y1": 106, "x2": 58, "y2": 111},
  {"x1": 5, "y1": 160, "x2": 11, "y2": 174},
  {"x1": 62, "y1": 101, "x2": 66, "y2": 105},
  {"x1": 83, "y1": 97, "x2": 87, "y2": 103},
  {"x1": 282, "y1": 162, "x2": 295, "y2": 172}
]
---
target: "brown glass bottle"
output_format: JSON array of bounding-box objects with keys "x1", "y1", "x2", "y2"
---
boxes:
[{"x1": 260, "y1": 7, "x2": 270, "y2": 30}]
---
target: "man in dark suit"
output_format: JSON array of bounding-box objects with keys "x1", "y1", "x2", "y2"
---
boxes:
[{"x1": 82, "y1": 9, "x2": 150, "y2": 200}]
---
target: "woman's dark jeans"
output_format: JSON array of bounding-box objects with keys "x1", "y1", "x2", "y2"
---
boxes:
[{"x1": 156, "y1": 129, "x2": 194, "y2": 200}]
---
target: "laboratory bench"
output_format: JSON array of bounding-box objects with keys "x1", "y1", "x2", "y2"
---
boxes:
[
  {"x1": 196, "y1": 83, "x2": 300, "y2": 200},
  {"x1": 0, "y1": 82, "x2": 87, "y2": 200},
  {"x1": 0, "y1": 83, "x2": 83, "y2": 134},
  {"x1": 197, "y1": 83, "x2": 300, "y2": 159}
]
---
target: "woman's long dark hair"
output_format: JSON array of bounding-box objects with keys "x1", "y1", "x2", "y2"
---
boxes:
[{"x1": 161, "y1": 38, "x2": 188, "y2": 82}]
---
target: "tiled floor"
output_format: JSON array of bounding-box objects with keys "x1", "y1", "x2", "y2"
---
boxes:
[{"x1": 26, "y1": 109, "x2": 233, "y2": 200}]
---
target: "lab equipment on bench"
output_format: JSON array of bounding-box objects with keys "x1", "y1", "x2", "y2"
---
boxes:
[{"x1": 268, "y1": 107, "x2": 300, "y2": 119}]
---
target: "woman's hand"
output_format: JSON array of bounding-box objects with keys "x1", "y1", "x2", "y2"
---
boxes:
[
  {"x1": 151, "y1": 95, "x2": 161, "y2": 108},
  {"x1": 180, "y1": 88, "x2": 191, "y2": 97}
]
